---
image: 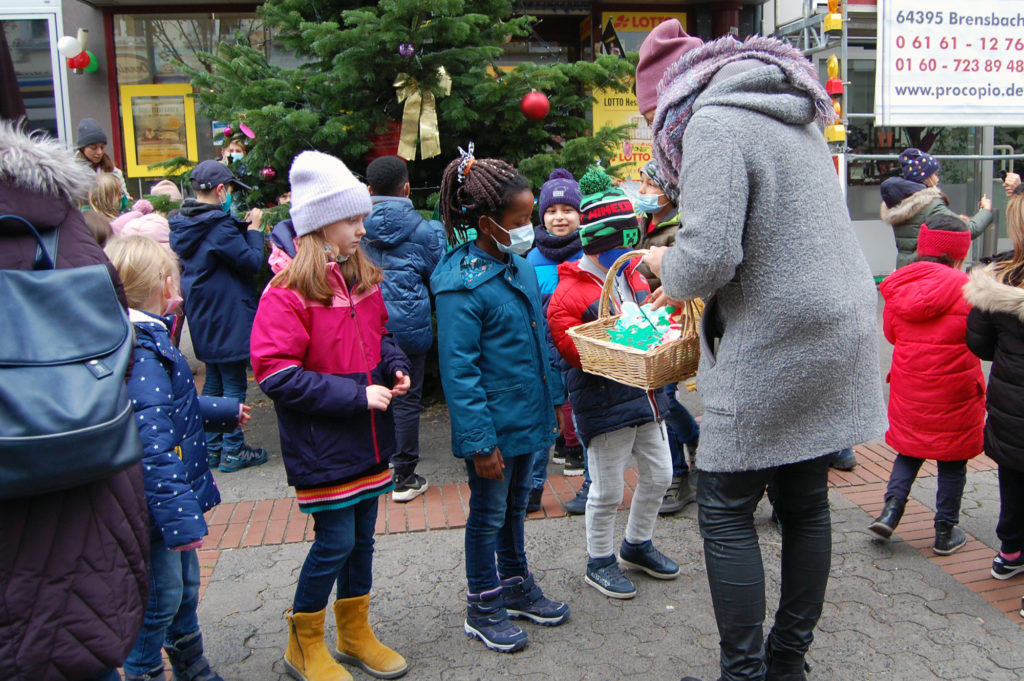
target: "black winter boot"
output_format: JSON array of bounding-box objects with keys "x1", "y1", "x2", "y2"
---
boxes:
[
  {"x1": 867, "y1": 497, "x2": 906, "y2": 539},
  {"x1": 933, "y1": 521, "x2": 967, "y2": 555},
  {"x1": 164, "y1": 631, "x2": 224, "y2": 681},
  {"x1": 765, "y1": 636, "x2": 812, "y2": 681}
]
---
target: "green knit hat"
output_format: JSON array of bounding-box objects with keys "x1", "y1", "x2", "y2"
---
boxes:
[{"x1": 577, "y1": 166, "x2": 640, "y2": 255}]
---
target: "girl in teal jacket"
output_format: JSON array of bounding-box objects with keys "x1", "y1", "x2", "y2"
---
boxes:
[{"x1": 430, "y1": 146, "x2": 568, "y2": 654}]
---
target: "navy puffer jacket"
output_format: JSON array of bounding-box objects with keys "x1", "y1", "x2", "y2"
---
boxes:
[
  {"x1": 128, "y1": 311, "x2": 239, "y2": 546},
  {"x1": 169, "y1": 200, "x2": 265, "y2": 362},
  {"x1": 362, "y1": 196, "x2": 445, "y2": 354}
]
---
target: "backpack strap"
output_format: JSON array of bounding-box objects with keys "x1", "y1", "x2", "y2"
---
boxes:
[{"x1": 0, "y1": 214, "x2": 57, "y2": 270}]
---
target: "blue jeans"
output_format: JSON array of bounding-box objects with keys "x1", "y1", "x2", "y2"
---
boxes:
[
  {"x1": 886, "y1": 453, "x2": 967, "y2": 525},
  {"x1": 663, "y1": 384, "x2": 699, "y2": 477},
  {"x1": 80, "y1": 671, "x2": 121, "y2": 681},
  {"x1": 391, "y1": 352, "x2": 426, "y2": 476},
  {"x1": 293, "y1": 497, "x2": 378, "y2": 613},
  {"x1": 530, "y1": 447, "x2": 549, "y2": 491},
  {"x1": 464, "y1": 453, "x2": 532, "y2": 593},
  {"x1": 123, "y1": 541, "x2": 201, "y2": 675},
  {"x1": 202, "y1": 359, "x2": 248, "y2": 453}
]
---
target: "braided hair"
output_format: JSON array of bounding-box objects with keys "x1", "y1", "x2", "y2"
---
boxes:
[{"x1": 439, "y1": 143, "x2": 531, "y2": 247}]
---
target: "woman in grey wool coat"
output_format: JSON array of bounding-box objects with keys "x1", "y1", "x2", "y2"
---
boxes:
[{"x1": 635, "y1": 22, "x2": 886, "y2": 681}]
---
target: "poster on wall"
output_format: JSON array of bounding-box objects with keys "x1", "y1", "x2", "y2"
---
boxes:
[
  {"x1": 592, "y1": 12, "x2": 688, "y2": 182},
  {"x1": 875, "y1": 0, "x2": 1024, "y2": 125},
  {"x1": 120, "y1": 83, "x2": 198, "y2": 178}
]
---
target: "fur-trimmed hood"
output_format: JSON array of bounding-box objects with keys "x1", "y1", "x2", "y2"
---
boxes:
[
  {"x1": 964, "y1": 264, "x2": 1024, "y2": 322},
  {"x1": 880, "y1": 185, "x2": 944, "y2": 226},
  {"x1": 0, "y1": 120, "x2": 95, "y2": 202}
]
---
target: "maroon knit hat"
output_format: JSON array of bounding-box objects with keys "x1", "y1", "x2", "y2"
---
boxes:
[
  {"x1": 635, "y1": 20, "x2": 705, "y2": 115},
  {"x1": 917, "y1": 224, "x2": 971, "y2": 260}
]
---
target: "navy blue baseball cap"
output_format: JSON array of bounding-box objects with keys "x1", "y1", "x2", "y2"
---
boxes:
[{"x1": 190, "y1": 159, "x2": 251, "y2": 191}]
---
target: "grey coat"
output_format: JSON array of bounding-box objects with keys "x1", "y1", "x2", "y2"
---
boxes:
[
  {"x1": 659, "y1": 62, "x2": 886, "y2": 473},
  {"x1": 879, "y1": 185, "x2": 992, "y2": 270}
]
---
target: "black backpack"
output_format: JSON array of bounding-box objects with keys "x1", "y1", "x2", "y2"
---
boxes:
[{"x1": 0, "y1": 215, "x2": 142, "y2": 498}]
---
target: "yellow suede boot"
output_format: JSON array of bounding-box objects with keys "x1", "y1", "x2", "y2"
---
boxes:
[
  {"x1": 333, "y1": 594, "x2": 408, "y2": 678},
  {"x1": 284, "y1": 608, "x2": 352, "y2": 681}
]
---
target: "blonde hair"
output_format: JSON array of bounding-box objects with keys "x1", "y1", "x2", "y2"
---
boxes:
[
  {"x1": 269, "y1": 230, "x2": 382, "y2": 304},
  {"x1": 105, "y1": 235, "x2": 180, "y2": 309},
  {"x1": 89, "y1": 173, "x2": 123, "y2": 221},
  {"x1": 999, "y1": 192, "x2": 1024, "y2": 286}
]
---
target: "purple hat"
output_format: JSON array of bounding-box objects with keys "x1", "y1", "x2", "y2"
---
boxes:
[
  {"x1": 635, "y1": 20, "x2": 704, "y2": 115},
  {"x1": 538, "y1": 168, "x2": 581, "y2": 217},
  {"x1": 899, "y1": 148, "x2": 940, "y2": 184}
]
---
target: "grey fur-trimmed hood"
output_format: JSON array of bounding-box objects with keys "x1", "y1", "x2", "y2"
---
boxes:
[
  {"x1": 880, "y1": 185, "x2": 943, "y2": 226},
  {"x1": 964, "y1": 263, "x2": 1024, "y2": 322},
  {"x1": 0, "y1": 120, "x2": 95, "y2": 202}
]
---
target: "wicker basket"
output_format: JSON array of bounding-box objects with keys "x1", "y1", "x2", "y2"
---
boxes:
[{"x1": 567, "y1": 249, "x2": 702, "y2": 390}]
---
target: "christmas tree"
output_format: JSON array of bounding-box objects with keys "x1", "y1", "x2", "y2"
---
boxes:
[{"x1": 183, "y1": 0, "x2": 635, "y2": 210}]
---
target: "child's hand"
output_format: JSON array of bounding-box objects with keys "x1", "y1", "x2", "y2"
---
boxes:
[
  {"x1": 366, "y1": 385, "x2": 393, "y2": 411},
  {"x1": 979, "y1": 195, "x2": 992, "y2": 211},
  {"x1": 238, "y1": 404, "x2": 252, "y2": 427},
  {"x1": 389, "y1": 368, "x2": 409, "y2": 395},
  {"x1": 1004, "y1": 172, "x2": 1021, "y2": 197},
  {"x1": 245, "y1": 207, "x2": 264, "y2": 230},
  {"x1": 643, "y1": 246, "x2": 668, "y2": 277},
  {"x1": 474, "y1": 447, "x2": 505, "y2": 480}
]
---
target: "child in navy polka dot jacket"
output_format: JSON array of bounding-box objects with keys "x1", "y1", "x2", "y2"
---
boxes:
[{"x1": 106, "y1": 235, "x2": 250, "y2": 681}]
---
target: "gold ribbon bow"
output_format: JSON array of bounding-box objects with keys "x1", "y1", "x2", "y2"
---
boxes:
[{"x1": 394, "y1": 67, "x2": 451, "y2": 160}]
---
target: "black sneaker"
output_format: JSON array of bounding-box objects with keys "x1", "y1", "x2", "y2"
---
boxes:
[
  {"x1": 552, "y1": 436, "x2": 567, "y2": 465},
  {"x1": 219, "y1": 444, "x2": 268, "y2": 472},
  {"x1": 992, "y1": 552, "x2": 1024, "y2": 580},
  {"x1": 564, "y1": 480, "x2": 589, "y2": 515},
  {"x1": 526, "y1": 486, "x2": 543, "y2": 513},
  {"x1": 618, "y1": 539, "x2": 680, "y2": 580},
  {"x1": 392, "y1": 473, "x2": 428, "y2": 502},
  {"x1": 563, "y1": 446, "x2": 584, "y2": 477},
  {"x1": 501, "y1": 572, "x2": 569, "y2": 626}
]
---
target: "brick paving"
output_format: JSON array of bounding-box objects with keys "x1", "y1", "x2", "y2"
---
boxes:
[{"x1": 195, "y1": 441, "x2": 1023, "y2": 629}]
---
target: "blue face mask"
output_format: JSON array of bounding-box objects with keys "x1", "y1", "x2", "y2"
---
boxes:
[
  {"x1": 229, "y1": 152, "x2": 244, "y2": 163},
  {"x1": 635, "y1": 192, "x2": 664, "y2": 215},
  {"x1": 221, "y1": 191, "x2": 233, "y2": 213},
  {"x1": 597, "y1": 248, "x2": 630, "y2": 270},
  {"x1": 488, "y1": 217, "x2": 534, "y2": 256}
]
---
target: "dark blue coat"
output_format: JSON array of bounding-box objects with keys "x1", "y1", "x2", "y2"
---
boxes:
[
  {"x1": 169, "y1": 199, "x2": 265, "y2": 363},
  {"x1": 430, "y1": 242, "x2": 563, "y2": 459},
  {"x1": 362, "y1": 196, "x2": 446, "y2": 355},
  {"x1": 128, "y1": 310, "x2": 238, "y2": 547}
]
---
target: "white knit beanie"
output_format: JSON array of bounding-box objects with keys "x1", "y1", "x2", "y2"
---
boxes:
[{"x1": 288, "y1": 151, "x2": 372, "y2": 237}]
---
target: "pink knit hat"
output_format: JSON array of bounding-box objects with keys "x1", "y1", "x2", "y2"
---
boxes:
[
  {"x1": 917, "y1": 224, "x2": 971, "y2": 260},
  {"x1": 149, "y1": 179, "x2": 182, "y2": 202},
  {"x1": 635, "y1": 20, "x2": 705, "y2": 115}
]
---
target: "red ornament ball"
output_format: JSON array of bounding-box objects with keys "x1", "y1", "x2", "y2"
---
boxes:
[
  {"x1": 260, "y1": 167, "x2": 277, "y2": 180},
  {"x1": 520, "y1": 90, "x2": 550, "y2": 121},
  {"x1": 67, "y1": 52, "x2": 90, "y2": 70},
  {"x1": 222, "y1": 126, "x2": 233, "y2": 137}
]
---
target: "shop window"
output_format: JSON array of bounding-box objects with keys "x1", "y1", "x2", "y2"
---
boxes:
[{"x1": 2, "y1": 18, "x2": 60, "y2": 137}]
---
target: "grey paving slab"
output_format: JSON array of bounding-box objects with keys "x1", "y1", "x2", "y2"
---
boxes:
[{"x1": 198, "y1": 493, "x2": 1024, "y2": 681}]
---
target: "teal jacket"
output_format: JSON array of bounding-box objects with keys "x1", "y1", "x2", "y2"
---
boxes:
[{"x1": 430, "y1": 242, "x2": 563, "y2": 459}]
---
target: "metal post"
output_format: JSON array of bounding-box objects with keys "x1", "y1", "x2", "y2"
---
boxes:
[{"x1": 981, "y1": 126, "x2": 996, "y2": 259}]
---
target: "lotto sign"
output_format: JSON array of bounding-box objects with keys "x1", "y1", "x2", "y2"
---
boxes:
[{"x1": 875, "y1": 0, "x2": 1024, "y2": 125}]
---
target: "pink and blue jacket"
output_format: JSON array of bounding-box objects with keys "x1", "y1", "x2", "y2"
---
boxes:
[{"x1": 250, "y1": 262, "x2": 410, "y2": 489}]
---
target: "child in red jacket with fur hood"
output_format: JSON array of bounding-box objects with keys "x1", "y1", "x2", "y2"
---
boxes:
[{"x1": 868, "y1": 216, "x2": 986, "y2": 555}]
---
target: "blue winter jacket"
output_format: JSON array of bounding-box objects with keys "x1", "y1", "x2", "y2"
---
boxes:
[
  {"x1": 430, "y1": 242, "x2": 563, "y2": 459},
  {"x1": 362, "y1": 196, "x2": 446, "y2": 355},
  {"x1": 127, "y1": 310, "x2": 239, "y2": 547},
  {"x1": 169, "y1": 199, "x2": 265, "y2": 363}
]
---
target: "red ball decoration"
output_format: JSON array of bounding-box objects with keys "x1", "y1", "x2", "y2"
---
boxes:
[
  {"x1": 260, "y1": 167, "x2": 277, "y2": 180},
  {"x1": 520, "y1": 90, "x2": 550, "y2": 121},
  {"x1": 222, "y1": 126, "x2": 233, "y2": 137}
]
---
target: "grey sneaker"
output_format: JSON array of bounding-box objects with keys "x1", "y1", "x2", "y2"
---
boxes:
[{"x1": 585, "y1": 555, "x2": 636, "y2": 599}]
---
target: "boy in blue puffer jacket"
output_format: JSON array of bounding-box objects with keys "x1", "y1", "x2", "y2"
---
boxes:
[
  {"x1": 169, "y1": 160, "x2": 267, "y2": 474},
  {"x1": 106, "y1": 236, "x2": 250, "y2": 681},
  {"x1": 363, "y1": 155, "x2": 446, "y2": 502}
]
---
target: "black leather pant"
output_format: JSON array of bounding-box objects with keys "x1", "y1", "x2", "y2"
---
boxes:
[{"x1": 697, "y1": 454, "x2": 832, "y2": 681}]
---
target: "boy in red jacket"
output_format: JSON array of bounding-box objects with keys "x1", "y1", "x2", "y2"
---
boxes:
[{"x1": 869, "y1": 217, "x2": 986, "y2": 554}]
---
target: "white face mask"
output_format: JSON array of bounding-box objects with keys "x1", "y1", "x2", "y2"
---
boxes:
[{"x1": 489, "y1": 217, "x2": 534, "y2": 256}]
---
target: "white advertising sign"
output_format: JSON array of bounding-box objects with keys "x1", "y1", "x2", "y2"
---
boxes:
[{"x1": 875, "y1": 0, "x2": 1024, "y2": 125}]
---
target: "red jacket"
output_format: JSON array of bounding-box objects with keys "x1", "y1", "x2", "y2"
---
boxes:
[{"x1": 880, "y1": 261, "x2": 985, "y2": 460}]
